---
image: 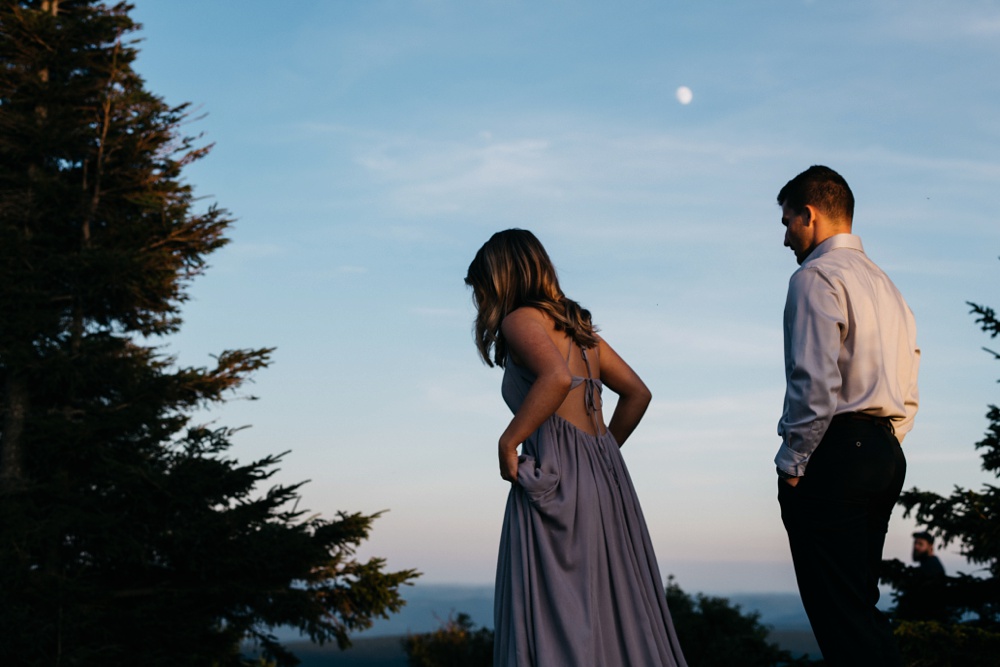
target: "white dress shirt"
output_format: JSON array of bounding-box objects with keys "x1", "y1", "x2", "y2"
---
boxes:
[{"x1": 775, "y1": 233, "x2": 920, "y2": 477}]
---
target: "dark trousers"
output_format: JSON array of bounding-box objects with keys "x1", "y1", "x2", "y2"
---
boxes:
[{"x1": 778, "y1": 414, "x2": 906, "y2": 667}]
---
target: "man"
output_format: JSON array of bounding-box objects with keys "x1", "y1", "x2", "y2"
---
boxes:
[
  {"x1": 774, "y1": 166, "x2": 920, "y2": 666},
  {"x1": 895, "y1": 530, "x2": 948, "y2": 622},
  {"x1": 912, "y1": 530, "x2": 945, "y2": 577}
]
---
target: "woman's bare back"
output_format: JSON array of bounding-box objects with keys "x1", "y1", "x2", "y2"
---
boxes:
[{"x1": 551, "y1": 333, "x2": 606, "y2": 436}]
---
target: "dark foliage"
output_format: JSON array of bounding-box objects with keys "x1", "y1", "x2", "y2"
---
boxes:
[
  {"x1": 403, "y1": 613, "x2": 494, "y2": 667},
  {"x1": 0, "y1": 2, "x2": 417, "y2": 665},
  {"x1": 880, "y1": 263, "x2": 1000, "y2": 664},
  {"x1": 401, "y1": 580, "x2": 817, "y2": 667},
  {"x1": 665, "y1": 577, "x2": 816, "y2": 667},
  {"x1": 893, "y1": 621, "x2": 1000, "y2": 667}
]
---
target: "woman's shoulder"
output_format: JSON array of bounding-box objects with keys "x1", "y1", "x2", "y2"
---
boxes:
[{"x1": 501, "y1": 305, "x2": 553, "y2": 330}]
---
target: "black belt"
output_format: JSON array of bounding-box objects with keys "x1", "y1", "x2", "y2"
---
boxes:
[{"x1": 832, "y1": 411, "x2": 894, "y2": 433}]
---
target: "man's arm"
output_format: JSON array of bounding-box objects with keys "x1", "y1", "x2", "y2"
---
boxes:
[{"x1": 775, "y1": 267, "x2": 846, "y2": 478}]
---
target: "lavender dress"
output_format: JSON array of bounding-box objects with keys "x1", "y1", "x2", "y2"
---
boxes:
[{"x1": 493, "y1": 349, "x2": 688, "y2": 667}]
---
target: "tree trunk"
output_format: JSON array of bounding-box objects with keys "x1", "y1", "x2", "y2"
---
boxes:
[
  {"x1": 1, "y1": 0, "x2": 61, "y2": 490},
  {"x1": 0, "y1": 374, "x2": 28, "y2": 491}
]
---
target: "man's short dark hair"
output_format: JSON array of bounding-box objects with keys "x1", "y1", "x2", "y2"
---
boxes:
[{"x1": 777, "y1": 165, "x2": 855, "y2": 222}]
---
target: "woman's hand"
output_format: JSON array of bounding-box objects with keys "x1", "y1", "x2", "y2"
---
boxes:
[
  {"x1": 495, "y1": 307, "x2": 573, "y2": 484},
  {"x1": 499, "y1": 440, "x2": 519, "y2": 483}
]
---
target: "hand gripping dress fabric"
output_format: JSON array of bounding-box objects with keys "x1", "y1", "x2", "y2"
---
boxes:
[{"x1": 494, "y1": 350, "x2": 688, "y2": 667}]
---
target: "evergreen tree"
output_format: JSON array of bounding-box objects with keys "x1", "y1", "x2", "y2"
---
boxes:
[
  {"x1": 880, "y1": 262, "x2": 1000, "y2": 663},
  {"x1": 0, "y1": 2, "x2": 417, "y2": 665}
]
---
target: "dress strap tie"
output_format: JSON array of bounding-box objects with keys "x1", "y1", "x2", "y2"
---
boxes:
[{"x1": 580, "y1": 347, "x2": 603, "y2": 436}]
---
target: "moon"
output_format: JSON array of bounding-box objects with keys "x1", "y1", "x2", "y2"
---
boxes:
[{"x1": 676, "y1": 86, "x2": 693, "y2": 105}]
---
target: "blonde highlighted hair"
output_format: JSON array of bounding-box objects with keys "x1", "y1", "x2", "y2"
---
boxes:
[{"x1": 465, "y1": 229, "x2": 599, "y2": 367}]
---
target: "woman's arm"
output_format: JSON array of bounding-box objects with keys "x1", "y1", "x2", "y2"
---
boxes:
[
  {"x1": 496, "y1": 307, "x2": 573, "y2": 482},
  {"x1": 598, "y1": 336, "x2": 652, "y2": 447}
]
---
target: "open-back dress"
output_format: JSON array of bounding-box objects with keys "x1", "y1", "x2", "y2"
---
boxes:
[{"x1": 493, "y1": 345, "x2": 688, "y2": 667}]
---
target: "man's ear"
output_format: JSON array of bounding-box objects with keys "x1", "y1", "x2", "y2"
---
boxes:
[{"x1": 802, "y1": 205, "x2": 819, "y2": 226}]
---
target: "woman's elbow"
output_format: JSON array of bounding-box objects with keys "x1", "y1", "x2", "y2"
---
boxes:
[
  {"x1": 539, "y1": 368, "x2": 574, "y2": 395},
  {"x1": 640, "y1": 385, "x2": 653, "y2": 408},
  {"x1": 630, "y1": 383, "x2": 652, "y2": 409},
  {"x1": 553, "y1": 370, "x2": 575, "y2": 393}
]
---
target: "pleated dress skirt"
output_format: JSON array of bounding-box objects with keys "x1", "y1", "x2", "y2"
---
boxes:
[{"x1": 493, "y1": 404, "x2": 688, "y2": 667}]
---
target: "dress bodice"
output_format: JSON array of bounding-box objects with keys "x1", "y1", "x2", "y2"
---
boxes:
[{"x1": 501, "y1": 347, "x2": 603, "y2": 429}]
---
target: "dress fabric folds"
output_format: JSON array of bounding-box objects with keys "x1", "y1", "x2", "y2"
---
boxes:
[{"x1": 494, "y1": 357, "x2": 688, "y2": 667}]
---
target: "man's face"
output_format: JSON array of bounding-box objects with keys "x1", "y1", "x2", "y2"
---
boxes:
[
  {"x1": 781, "y1": 203, "x2": 814, "y2": 265},
  {"x1": 912, "y1": 538, "x2": 932, "y2": 561}
]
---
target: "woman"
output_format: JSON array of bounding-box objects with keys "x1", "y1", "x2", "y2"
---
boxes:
[{"x1": 466, "y1": 229, "x2": 687, "y2": 667}]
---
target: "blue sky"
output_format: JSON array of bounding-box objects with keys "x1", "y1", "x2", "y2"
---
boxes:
[{"x1": 130, "y1": 0, "x2": 1000, "y2": 591}]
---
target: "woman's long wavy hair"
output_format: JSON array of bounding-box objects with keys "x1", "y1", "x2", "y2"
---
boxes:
[{"x1": 465, "y1": 229, "x2": 599, "y2": 367}]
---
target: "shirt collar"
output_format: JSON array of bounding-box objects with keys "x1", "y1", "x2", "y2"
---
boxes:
[{"x1": 803, "y1": 233, "x2": 864, "y2": 264}]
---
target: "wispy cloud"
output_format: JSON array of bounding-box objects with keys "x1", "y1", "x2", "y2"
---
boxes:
[
  {"x1": 344, "y1": 119, "x2": 1000, "y2": 242},
  {"x1": 207, "y1": 242, "x2": 286, "y2": 274},
  {"x1": 880, "y1": 2, "x2": 1000, "y2": 41},
  {"x1": 966, "y1": 17, "x2": 1000, "y2": 35},
  {"x1": 343, "y1": 125, "x2": 783, "y2": 233},
  {"x1": 357, "y1": 136, "x2": 563, "y2": 215},
  {"x1": 411, "y1": 306, "x2": 464, "y2": 317},
  {"x1": 226, "y1": 242, "x2": 286, "y2": 259}
]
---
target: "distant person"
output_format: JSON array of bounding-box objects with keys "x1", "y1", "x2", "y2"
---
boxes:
[
  {"x1": 895, "y1": 529, "x2": 949, "y2": 622},
  {"x1": 465, "y1": 229, "x2": 687, "y2": 667},
  {"x1": 912, "y1": 530, "x2": 945, "y2": 577},
  {"x1": 773, "y1": 166, "x2": 920, "y2": 666}
]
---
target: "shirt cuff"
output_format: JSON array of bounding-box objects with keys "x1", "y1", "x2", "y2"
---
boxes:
[{"x1": 774, "y1": 443, "x2": 811, "y2": 478}]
